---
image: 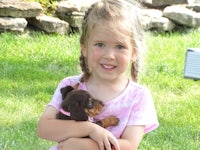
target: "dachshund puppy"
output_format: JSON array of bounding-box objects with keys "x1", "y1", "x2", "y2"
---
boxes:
[{"x1": 56, "y1": 85, "x2": 119, "y2": 128}]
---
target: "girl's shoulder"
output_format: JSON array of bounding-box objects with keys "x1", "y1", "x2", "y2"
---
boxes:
[
  {"x1": 59, "y1": 74, "x2": 82, "y2": 87},
  {"x1": 121, "y1": 80, "x2": 153, "y2": 103},
  {"x1": 127, "y1": 80, "x2": 151, "y2": 94}
]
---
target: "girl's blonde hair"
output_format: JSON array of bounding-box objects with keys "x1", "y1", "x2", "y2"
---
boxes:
[{"x1": 79, "y1": 0, "x2": 146, "y2": 82}]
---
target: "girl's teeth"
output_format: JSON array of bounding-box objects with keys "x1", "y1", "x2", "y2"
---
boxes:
[{"x1": 103, "y1": 65, "x2": 114, "y2": 69}]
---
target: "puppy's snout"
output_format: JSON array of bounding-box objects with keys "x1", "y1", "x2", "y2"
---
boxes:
[
  {"x1": 85, "y1": 99, "x2": 104, "y2": 117},
  {"x1": 94, "y1": 100, "x2": 104, "y2": 111}
]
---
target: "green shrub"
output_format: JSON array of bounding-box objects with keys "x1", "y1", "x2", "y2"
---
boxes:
[{"x1": 25, "y1": 0, "x2": 56, "y2": 15}]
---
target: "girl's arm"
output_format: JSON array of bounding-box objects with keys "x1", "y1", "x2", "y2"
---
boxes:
[
  {"x1": 57, "y1": 138, "x2": 100, "y2": 150},
  {"x1": 57, "y1": 125, "x2": 145, "y2": 150},
  {"x1": 37, "y1": 106, "x2": 119, "y2": 150},
  {"x1": 118, "y1": 125, "x2": 145, "y2": 150},
  {"x1": 37, "y1": 106, "x2": 93, "y2": 142}
]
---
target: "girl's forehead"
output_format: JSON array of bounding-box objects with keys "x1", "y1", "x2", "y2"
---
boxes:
[{"x1": 89, "y1": 21, "x2": 131, "y2": 42}]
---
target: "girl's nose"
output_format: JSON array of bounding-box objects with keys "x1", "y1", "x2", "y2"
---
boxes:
[{"x1": 103, "y1": 48, "x2": 115, "y2": 59}]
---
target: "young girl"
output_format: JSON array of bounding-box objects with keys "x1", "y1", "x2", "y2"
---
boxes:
[{"x1": 37, "y1": 0, "x2": 159, "y2": 150}]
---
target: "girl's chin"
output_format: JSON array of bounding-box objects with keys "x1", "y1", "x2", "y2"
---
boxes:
[{"x1": 97, "y1": 74, "x2": 119, "y2": 81}]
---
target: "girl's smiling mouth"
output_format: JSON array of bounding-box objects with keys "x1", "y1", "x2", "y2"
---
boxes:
[{"x1": 101, "y1": 64, "x2": 117, "y2": 70}]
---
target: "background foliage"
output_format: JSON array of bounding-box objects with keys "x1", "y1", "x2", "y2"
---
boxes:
[{"x1": 25, "y1": 0, "x2": 56, "y2": 15}]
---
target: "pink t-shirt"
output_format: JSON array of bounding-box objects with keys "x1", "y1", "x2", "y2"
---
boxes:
[{"x1": 48, "y1": 75, "x2": 159, "y2": 139}]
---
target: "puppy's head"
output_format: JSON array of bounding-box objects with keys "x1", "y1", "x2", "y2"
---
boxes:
[{"x1": 60, "y1": 86, "x2": 104, "y2": 121}]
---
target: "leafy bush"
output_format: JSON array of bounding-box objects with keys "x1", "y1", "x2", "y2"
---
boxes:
[{"x1": 25, "y1": 0, "x2": 56, "y2": 15}]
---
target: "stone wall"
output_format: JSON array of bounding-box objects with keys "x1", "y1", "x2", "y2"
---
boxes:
[{"x1": 0, "y1": 0, "x2": 200, "y2": 34}]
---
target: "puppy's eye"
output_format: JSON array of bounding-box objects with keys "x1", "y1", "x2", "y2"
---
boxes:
[{"x1": 87, "y1": 100, "x2": 94, "y2": 109}]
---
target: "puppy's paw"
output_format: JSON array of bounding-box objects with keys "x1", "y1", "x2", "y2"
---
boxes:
[
  {"x1": 100, "y1": 116, "x2": 119, "y2": 128},
  {"x1": 107, "y1": 116, "x2": 119, "y2": 126}
]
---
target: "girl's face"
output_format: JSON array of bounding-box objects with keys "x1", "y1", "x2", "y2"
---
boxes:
[{"x1": 81, "y1": 22, "x2": 135, "y2": 82}]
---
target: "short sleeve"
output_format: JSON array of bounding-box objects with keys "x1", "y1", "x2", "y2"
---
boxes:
[
  {"x1": 127, "y1": 88, "x2": 159, "y2": 133},
  {"x1": 47, "y1": 75, "x2": 82, "y2": 110}
]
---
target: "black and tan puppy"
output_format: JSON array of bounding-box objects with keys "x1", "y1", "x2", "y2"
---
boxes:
[{"x1": 56, "y1": 85, "x2": 119, "y2": 128}]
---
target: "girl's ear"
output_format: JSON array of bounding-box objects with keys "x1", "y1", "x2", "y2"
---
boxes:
[{"x1": 81, "y1": 44, "x2": 87, "y2": 57}]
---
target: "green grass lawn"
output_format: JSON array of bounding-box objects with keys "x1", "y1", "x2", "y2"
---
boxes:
[{"x1": 0, "y1": 29, "x2": 200, "y2": 150}]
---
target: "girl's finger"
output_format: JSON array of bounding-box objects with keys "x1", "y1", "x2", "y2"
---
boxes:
[
  {"x1": 109, "y1": 138, "x2": 120, "y2": 150},
  {"x1": 104, "y1": 139, "x2": 112, "y2": 150},
  {"x1": 98, "y1": 141, "x2": 105, "y2": 150}
]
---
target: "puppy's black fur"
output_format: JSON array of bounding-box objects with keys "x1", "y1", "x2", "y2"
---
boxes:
[{"x1": 56, "y1": 85, "x2": 119, "y2": 128}]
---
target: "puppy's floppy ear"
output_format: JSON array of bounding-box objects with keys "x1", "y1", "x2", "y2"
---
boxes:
[
  {"x1": 69, "y1": 103, "x2": 88, "y2": 121},
  {"x1": 60, "y1": 86, "x2": 74, "y2": 100}
]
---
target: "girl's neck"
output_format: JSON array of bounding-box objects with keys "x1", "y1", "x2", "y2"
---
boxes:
[{"x1": 85, "y1": 75, "x2": 129, "y2": 102}]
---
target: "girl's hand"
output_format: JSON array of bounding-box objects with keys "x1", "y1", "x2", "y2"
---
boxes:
[{"x1": 89, "y1": 124, "x2": 120, "y2": 150}]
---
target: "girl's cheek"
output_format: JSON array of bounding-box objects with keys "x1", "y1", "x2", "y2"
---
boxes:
[{"x1": 91, "y1": 49, "x2": 103, "y2": 58}]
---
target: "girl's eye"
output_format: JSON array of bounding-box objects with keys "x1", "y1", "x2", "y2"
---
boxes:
[
  {"x1": 95, "y1": 43, "x2": 105, "y2": 48},
  {"x1": 116, "y1": 45, "x2": 125, "y2": 50}
]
